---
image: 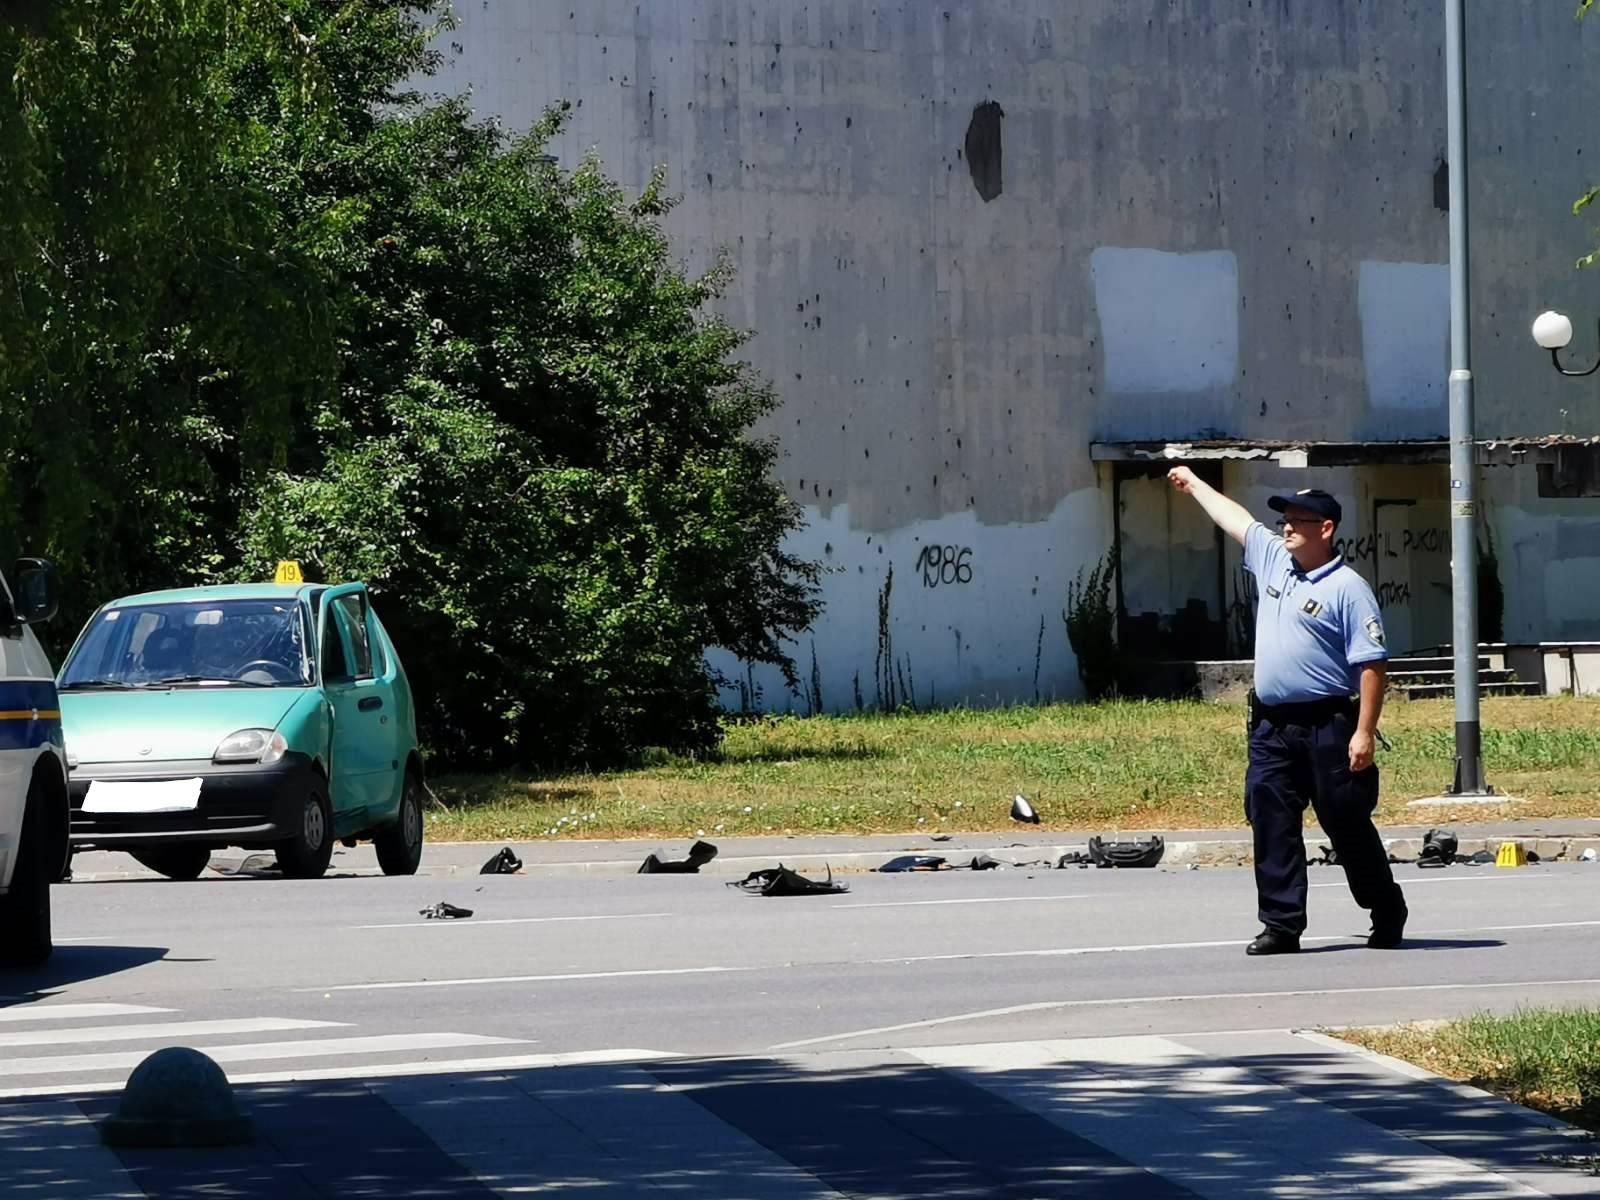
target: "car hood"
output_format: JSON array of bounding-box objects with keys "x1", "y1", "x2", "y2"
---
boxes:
[{"x1": 60, "y1": 688, "x2": 306, "y2": 764}]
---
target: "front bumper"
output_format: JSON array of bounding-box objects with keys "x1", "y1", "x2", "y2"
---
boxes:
[{"x1": 68, "y1": 752, "x2": 316, "y2": 850}]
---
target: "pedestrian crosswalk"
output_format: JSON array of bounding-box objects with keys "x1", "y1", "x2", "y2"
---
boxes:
[
  {"x1": 0, "y1": 1004, "x2": 1591, "y2": 1199},
  {"x1": 0, "y1": 1016, "x2": 341, "y2": 1050},
  {"x1": 0, "y1": 1000, "x2": 539, "y2": 1097}
]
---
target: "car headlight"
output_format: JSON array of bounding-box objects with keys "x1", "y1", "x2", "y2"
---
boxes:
[{"x1": 213, "y1": 728, "x2": 288, "y2": 765}]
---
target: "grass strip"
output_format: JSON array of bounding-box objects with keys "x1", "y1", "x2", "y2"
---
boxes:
[
  {"x1": 1336, "y1": 1008, "x2": 1600, "y2": 1141},
  {"x1": 425, "y1": 696, "x2": 1600, "y2": 842}
]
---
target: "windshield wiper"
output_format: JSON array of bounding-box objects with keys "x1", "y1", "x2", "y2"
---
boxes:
[
  {"x1": 155, "y1": 675, "x2": 273, "y2": 688},
  {"x1": 60, "y1": 678, "x2": 141, "y2": 691}
]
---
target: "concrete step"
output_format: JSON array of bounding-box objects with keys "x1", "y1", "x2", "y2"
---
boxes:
[
  {"x1": 1389, "y1": 668, "x2": 1519, "y2": 686},
  {"x1": 1407, "y1": 646, "x2": 1509, "y2": 670},
  {"x1": 1403, "y1": 680, "x2": 1545, "y2": 700},
  {"x1": 1387, "y1": 656, "x2": 1491, "y2": 672}
]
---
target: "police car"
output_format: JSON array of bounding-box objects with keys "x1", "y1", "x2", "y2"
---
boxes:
[
  {"x1": 57, "y1": 564, "x2": 423, "y2": 881},
  {"x1": 0, "y1": 559, "x2": 68, "y2": 966}
]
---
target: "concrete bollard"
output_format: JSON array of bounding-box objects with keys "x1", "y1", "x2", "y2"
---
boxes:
[{"x1": 100, "y1": 1047, "x2": 253, "y2": 1147}]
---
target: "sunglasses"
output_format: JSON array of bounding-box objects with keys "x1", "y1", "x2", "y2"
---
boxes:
[{"x1": 1274, "y1": 516, "x2": 1329, "y2": 529}]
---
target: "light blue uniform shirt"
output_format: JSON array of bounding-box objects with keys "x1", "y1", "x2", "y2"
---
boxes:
[{"x1": 1244, "y1": 521, "x2": 1388, "y2": 705}]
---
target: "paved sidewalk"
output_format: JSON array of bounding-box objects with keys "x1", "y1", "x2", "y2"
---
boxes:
[
  {"x1": 6, "y1": 1031, "x2": 1594, "y2": 1197},
  {"x1": 66, "y1": 818, "x2": 1600, "y2": 882}
]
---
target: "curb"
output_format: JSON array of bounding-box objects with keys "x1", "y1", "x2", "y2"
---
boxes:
[
  {"x1": 481, "y1": 834, "x2": 1600, "y2": 878},
  {"x1": 64, "y1": 835, "x2": 1600, "y2": 883}
]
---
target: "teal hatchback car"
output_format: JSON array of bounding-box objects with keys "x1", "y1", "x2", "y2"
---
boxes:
[{"x1": 56, "y1": 581, "x2": 423, "y2": 880}]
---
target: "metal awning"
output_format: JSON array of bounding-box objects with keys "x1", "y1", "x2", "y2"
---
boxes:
[{"x1": 1090, "y1": 436, "x2": 1600, "y2": 468}]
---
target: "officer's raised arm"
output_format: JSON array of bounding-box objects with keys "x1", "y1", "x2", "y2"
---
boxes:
[{"x1": 1167, "y1": 466, "x2": 1254, "y2": 545}]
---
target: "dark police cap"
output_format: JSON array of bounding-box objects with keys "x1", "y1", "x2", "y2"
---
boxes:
[{"x1": 1267, "y1": 488, "x2": 1342, "y2": 525}]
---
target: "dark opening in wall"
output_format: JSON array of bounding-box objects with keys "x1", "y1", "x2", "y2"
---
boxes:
[
  {"x1": 965, "y1": 100, "x2": 1005, "y2": 202},
  {"x1": 1434, "y1": 159, "x2": 1449, "y2": 212},
  {"x1": 1537, "y1": 445, "x2": 1600, "y2": 497}
]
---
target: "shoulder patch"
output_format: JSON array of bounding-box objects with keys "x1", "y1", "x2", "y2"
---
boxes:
[{"x1": 1364, "y1": 615, "x2": 1385, "y2": 647}]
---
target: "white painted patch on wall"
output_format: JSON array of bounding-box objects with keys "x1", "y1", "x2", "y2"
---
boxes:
[
  {"x1": 1089, "y1": 248, "x2": 1239, "y2": 394},
  {"x1": 1543, "y1": 555, "x2": 1600, "y2": 631},
  {"x1": 1358, "y1": 261, "x2": 1448, "y2": 410},
  {"x1": 707, "y1": 488, "x2": 1109, "y2": 713}
]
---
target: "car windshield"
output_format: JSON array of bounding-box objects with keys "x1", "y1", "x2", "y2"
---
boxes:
[{"x1": 59, "y1": 599, "x2": 311, "y2": 690}]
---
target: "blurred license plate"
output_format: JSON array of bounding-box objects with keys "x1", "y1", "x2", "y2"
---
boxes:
[{"x1": 82, "y1": 779, "x2": 203, "y2": 814}]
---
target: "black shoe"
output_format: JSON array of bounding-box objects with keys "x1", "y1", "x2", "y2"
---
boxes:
[
  {"x1": 1245, "y1": 928, "x2": 1301, "y2": 956},
  {"x1": 1368, "y1": 905, "x2": 1408, "y2": 949}
]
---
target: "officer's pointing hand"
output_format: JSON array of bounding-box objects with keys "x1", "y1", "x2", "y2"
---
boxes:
[
  {"x1": 1348, "y1": 728, "x2": 1375, "y2": 773},
  {"x1": 1167, "y1": 466, "x2": 1198, "y2": 493}
]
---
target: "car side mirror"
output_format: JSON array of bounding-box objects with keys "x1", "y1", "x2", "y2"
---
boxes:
[{"x1": 10, "y1": 558, "x2": 59, "y2": 625}]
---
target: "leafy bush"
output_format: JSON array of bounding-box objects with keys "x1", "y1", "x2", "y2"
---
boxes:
[
  {"x1": 237, "y1": 84, "x2": 821, "y2": 766},
  {"x1": 1065, "y1": 551, "x2": 1118, "y2": 700}
]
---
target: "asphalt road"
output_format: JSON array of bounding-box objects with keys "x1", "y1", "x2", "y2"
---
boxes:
[{"x1": 3, "y1": 855, "x2": 1596, "y2": 1098}]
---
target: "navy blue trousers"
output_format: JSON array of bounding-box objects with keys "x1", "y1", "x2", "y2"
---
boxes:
[{"x1": 1245, "y1": 707, "x2": 1405, "y2": 936}]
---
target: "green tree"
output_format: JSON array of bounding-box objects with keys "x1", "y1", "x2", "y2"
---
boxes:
[
  {"x1": 0, "y1": 0, "x2": 337, "y2": 617},
  {"x1": 242, "y1": 99, "x2": 821, "y2": 764},
  {"x1": 3, "y1": 0, "x2": 821, "y2": 765}
]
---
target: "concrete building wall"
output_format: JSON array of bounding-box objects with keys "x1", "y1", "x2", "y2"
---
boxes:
[{"x1": 430, "y1": 2, "x2": 1600, "y2": 707}]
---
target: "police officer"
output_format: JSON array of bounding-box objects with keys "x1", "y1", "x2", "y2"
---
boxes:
[{"x1": 1168, "y1": 469, "x2": 1407, "y2": 955}]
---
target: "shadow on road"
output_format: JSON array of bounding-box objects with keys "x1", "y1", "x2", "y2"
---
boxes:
[
  {"x1": 3, "y1": 1039, "x2": 1584, "y2": 1198},
  {"x1": 1302, "y1": 936, "x2": 1505, "y2": 954},
  {"x1": 0, "y1": 945, "x2": 173, "y2": 1004}
]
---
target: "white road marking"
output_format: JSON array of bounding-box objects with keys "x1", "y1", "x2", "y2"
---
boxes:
[
  {"x1": 0, "y1": 1049, "x2": 677, "y2": 1100},
  {"x1": 1311, "y1": 873, "x2": 1531, "y2": 889},
  {"x1": 888, "y1": 935, "x2": 1344, "y2": 962},
  {"x1": 884, "y1": 917, "x2": 1600, "y2": 966},
  {"x1": 0, "y1": 1003, "x2": 172, "y2": 1023},
  {"x1": 0, "y1": 1032, "x2": 524, "y2": 1078},
  {"x1": 833, "y1": 895, "x2": 1093, "y2": 910},
  {"x1": 769, "y1": 978, "x2": 1600, "y2": 1050},
  {"x1": 1474, "y1": 918, "x2": 1600, "y2": 933},
  {"x1": 355, "y1": 912, "x2": 675, "y2": 930},
  {"x1": 301, "y1": 919, "x2": 1600, "y2": 995},
  {"x1": 0, "y1": 1017, "x2": 346, "y2": 1049},
  {"x1": 308, "y1": 965, "x2": 753, "y2": 992}
]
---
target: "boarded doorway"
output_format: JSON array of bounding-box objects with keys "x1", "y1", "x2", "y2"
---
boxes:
[
  {"x1": 1112, "y1": 463, "x2": 1227, "y2": 658},
  {"x1": 1372, "y1": 499, "x2": 1452, "y2": 654}
]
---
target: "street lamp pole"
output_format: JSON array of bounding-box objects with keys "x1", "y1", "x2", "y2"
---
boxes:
[{"x1": 1445, "y1": 0, "x2": 1490, "y2": 794}]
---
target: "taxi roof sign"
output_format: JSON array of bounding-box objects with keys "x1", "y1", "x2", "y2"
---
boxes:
[{"x1": 273, "y1": 560, "x2": 304, "y2": 585}]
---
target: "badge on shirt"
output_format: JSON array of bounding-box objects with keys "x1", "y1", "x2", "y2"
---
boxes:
[
  {"x1": 1364, "y1": 616, "x2": 1385, "y2": 647},
  {"x1": 1265, "y1": 584, "x2": 1281, "y2": 599},
  {"x1": 1301, "y1": 598, "x2": 1323, "y2": 617}
]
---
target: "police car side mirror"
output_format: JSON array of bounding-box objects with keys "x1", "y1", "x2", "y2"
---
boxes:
[{"x1": 10, "y1": 558, "x2": 59, "y2": 625}]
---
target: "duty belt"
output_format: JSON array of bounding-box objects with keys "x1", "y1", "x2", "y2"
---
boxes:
[{"x1": 1249, "y1": 690, "x2": 1357, "y2": 725}]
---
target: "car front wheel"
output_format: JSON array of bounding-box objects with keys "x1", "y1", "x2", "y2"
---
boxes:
[
  {"x1": 374, "y1": 771, "x2": 423, "y2": 877},
  {"x1": 275, "y1": 782, "x2": 334, "y2": 880}
]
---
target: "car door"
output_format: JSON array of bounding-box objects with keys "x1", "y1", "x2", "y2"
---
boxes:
[
  {"x1": 0, "y1": 565, "x2": 60, "y2": 891},
  {"x1": 317, "y1": 585, "x2": 390, "y2": 834},
  {"x1": 364, "y1": 610, "x2": 408, "y2": 823},
  {"x1": 0, "y1": 572, "x2": 31, "y2": 889}
]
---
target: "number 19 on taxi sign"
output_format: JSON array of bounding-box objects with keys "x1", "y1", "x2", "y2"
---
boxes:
[{"x1": 274, "y1": 560, "x2": 304, "y2": 584}]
